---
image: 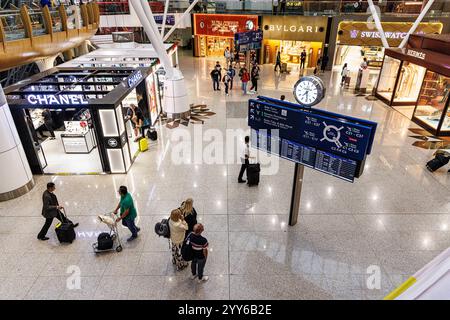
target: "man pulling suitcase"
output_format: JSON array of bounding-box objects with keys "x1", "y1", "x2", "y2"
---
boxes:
[
  {"x1": 238, "y1": 136, "x2": 259, "y2": 185},
  {"x1": 37, "y1": 182, "x2": 79, "y2": 241}
]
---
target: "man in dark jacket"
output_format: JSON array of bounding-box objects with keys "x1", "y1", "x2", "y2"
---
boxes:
[
  {"x1": 210, "y1": 67, "x2": 221, "y2": 91},
  {"x1": 37, "y1": 182, "x2": 79, "y2": 241}
]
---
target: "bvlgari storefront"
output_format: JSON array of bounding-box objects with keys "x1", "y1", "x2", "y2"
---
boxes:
[{"x1": 261, "y1": 16, "x2": 328, "y2": 72}]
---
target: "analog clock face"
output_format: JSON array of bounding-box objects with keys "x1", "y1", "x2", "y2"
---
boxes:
[{"x1": 293, "y1": 76, "x2": 325, "y2": 107}]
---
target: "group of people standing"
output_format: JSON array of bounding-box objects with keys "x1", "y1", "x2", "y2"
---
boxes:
[
  {"x1": 210, "y1": 46, "x2": 261, "y2": 96},
  {"x1": 274, "y1": 49, "x2": 329, "y2": 75},
  {"x1": 168, "y1": 198, "x2": 210, "y2": 283}
]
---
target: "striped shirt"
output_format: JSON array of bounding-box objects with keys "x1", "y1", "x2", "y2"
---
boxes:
[{"x1": 190, "y1": 234, "x2": 208, "y2": 259}]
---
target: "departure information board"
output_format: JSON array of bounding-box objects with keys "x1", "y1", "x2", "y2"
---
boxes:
[
  {"x1": 248, "y1": 99, "x2": 375, "y2": 161},
  {"x1": 252, "y1": 129, "x2": 357, "y2": 182}
]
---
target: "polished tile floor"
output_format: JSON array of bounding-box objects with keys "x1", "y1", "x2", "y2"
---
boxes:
[{"x1": 1, "y1": 50, "x2": 450, "y2": 300}]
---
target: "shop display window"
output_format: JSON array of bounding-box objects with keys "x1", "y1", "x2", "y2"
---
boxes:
[
  {"x1": 393, "y1": 62, "x2": 426, "y2": 103},
  {"x1": 121, "y1": 89, "x2": 140, "y2": 157},
  {"x1": 413, "y1": 71, "x2": 450, "y2": 132},
  {"x1": 377, "y1": 56, "x2": 401, "y2": 102}
]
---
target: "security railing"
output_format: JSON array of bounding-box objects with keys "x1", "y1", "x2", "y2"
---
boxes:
[{"x1": 96, "y1": 0, "x2": 450, "y2": 17}]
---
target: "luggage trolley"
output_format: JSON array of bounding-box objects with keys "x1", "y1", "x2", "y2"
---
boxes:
[{"x1": 93, "y1": 212, "x2": 123, "y2": 253}]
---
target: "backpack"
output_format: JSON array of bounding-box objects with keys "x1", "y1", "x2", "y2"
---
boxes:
[
  {"x1": 155, "y1": 218, "x2": 170, "y2": 238},
  {"x1": 181, "y1": 233, "x2": 194, "y2": 261}
]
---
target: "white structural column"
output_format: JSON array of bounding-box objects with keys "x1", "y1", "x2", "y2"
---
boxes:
[
  {"x1": 398, "y1": 0, "x2": 436, "y2": 48},
  {"x1": 367, "y1": 0, "x2": 389, "y2": 48},
  {"x1": 35, "y1": 55, "x2": 57, "y2": 72},
  {"x1": 163, "y1": 0, "x2": 198, "y2": 42},
  {"x1": 0, "y1": 85, "x2": 34, "y2": 201},
  {"x1": 160, "y1": 0, "x2": 170, "y2": 37},
  {"x1": 132, "y1": 0, "x2": 197, "y2": 117}
]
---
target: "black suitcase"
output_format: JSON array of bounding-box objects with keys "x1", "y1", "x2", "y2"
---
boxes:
[
  {"x1": 97, "y1": 232, "x2": 113, "y2": 250},
  {"x1": 426, "y1": 151, "x2": 450, "y2": 172},
  {"x1": 247, "y1": 163, "x2": 260, "y2": 186},
  {"x1": 147, "y1": 129, "x2": 157, "y2": 141},
  {"x1": 55, "y1": 210, "x2": 76, "y2": 243}
]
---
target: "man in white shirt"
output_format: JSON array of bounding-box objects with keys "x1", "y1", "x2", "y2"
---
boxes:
[{"x1": 238, "y1": 136, "x2": 250, "y2": 183}]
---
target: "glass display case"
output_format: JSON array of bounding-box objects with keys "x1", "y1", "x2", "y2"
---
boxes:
[
  {"x1": 376, "y1": 56, "x2": 401, "y2": 103},
  {"x1": 393, "y1": 62, "x2": 427, "y2": 104},
  {"x1": 412, "y1": 71, "x2": 450, "y2": 135}
]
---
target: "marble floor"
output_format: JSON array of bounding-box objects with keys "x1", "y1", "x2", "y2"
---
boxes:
[{"x1": 1, "y1": 50, "x2": 450, "y2": 300}]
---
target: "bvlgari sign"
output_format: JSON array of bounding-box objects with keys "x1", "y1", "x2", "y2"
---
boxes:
[{"x1": 262, "y1": 16, "x2": 327, "y2": 42}]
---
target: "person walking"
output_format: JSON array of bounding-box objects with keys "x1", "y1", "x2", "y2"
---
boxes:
[
  {"x1": 240, "y1": 68, "x2": 250, "y2": 94},
  {"x1": 274, "y1": 51, "x2": 282, "y2": 72},
  {"x1": 250, "y1": 63, "x2": 260, "y2": 93},
  {"x1": 114, "y1": 186, "x2": 140, "y2": 242},
  {"x1": 233, "y1": 49, "x2": 240, "y2": 68},
  {"x1": 37, "y1": 182, "x2": 79, "y2": 241},
  {"x1": 341, "y1": 63, "x2": 349, "y2": 86},
  {"x1": 280, "y1": 0, "x2": 287, "y2": 14},
  {"x1": 272, "y1": 0, "x2": 279, "y2": 15},
  {"x1": 126, "y1": 104, "x2": 144, "y2": 141},
  {"x1": 210, "y1": 67, "x2": 221, "y2": 91},
  {"x1": 280, "y1": 95, "x2": 286, "y2": 101},
  {"x1": 189, "y1": 223, "x2": 209, "y2": 283},
  {"x1": 180, "y1": 198, "x2": 198, "y2": 237},
  {"x1": 42, "y1": 109, "x2": 56, "y2": 139},
  {"x1": 227, "y1": 65, "x2": 236, "y2": 90},
  {"x1": 169, "y1": 208, "x2": 189, "y2": 271},
  {"x1": 300, "y1": 49, "x2": 307, "y2": 70},
  {"x1": 223, "y1": 72, "x2": 231, "y2": 96},
  {"x1": 224, "y1": 47, "x2": 231, "y2": 66},
  {"x1": 321, "y1": 55, "x2": 329, "y2": 74},
  {"x1": 238, "y1": 136, "x2": 250, "y2": 183}
]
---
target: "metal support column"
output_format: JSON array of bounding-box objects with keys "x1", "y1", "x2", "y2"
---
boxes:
[
  {"x1": 289, "y1": 163, "x2": 305, "y2": 226},
  {"x1": 398, "y1": 0, "x2": 436, "y2": 48}
]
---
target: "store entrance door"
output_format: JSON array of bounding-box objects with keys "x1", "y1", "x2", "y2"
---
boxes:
[{"x1": 25, "y1": 107, "x2": 103, "y2": 175}]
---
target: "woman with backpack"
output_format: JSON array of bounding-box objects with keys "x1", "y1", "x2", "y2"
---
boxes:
[
  {"x1": 169, "y1": 208, "x2": 189, "y2": 270},
  {"x1": 180, "y1": 198, "x2": 198, "y2": 237}
]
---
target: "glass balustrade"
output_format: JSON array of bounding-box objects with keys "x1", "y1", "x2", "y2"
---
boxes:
[{"x1": 1, "y1": 12, "x2": 25, "y2": 41}]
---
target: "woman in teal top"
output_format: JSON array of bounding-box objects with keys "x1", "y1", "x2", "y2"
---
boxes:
[{"x1": 114, "y1": 186, "x2": 140, "y2": 241}]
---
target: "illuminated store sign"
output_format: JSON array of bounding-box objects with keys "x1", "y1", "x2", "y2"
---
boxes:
[
  {"x1": 127, "y1": 70, "x2": 143, "y2": 88},
  {"x1": 337, "y1": 21, "x2": 443, "y2": 47},
  {"x1": 27, "y1": 94, "x2": 88, "y2": 105},
  {"x1": 407, "y1": 49, "x2": 426, "y2": 60},
  {"x1": 262, "y1": 16, "x2": 327, "y2": 42}
]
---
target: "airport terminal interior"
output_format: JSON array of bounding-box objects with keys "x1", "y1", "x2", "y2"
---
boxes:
[{"x1": 0, "y1": 0, "x2": 450, "y2": 301}]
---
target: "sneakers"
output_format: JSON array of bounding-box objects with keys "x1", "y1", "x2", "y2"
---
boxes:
[
  {"x1": 37, "y1": 236, "x2": 49, "y2": 241},
  {"x1": 190, "y1": 274, "x2": 198, "y2": 280},
  {"x1": 198, "y1": 276, "x2": 209, "y2": 283},
  {"x1": 238, "y1": 179, "x2": 246, "y2": 183}
]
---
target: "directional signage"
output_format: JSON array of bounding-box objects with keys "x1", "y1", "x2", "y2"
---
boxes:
[
  {"x1": 249, "y1": 99, "x2": 375, "y2": 161},
  {"x1": 235, "y1": 30, "x2": 263, "y2": 52},
  {"x1": 248, "y1": 96, "x2": 377, "y2": 182}
]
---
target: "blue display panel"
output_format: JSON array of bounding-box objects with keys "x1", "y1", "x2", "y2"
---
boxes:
[
  {"x1": 248, "y1": 99, "x2": 373, "y2": 161},
  {"x1": 234, "y1": 30, "x2": 263, "y2": 51}
]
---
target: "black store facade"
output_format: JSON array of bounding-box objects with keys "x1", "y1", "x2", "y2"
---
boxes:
[{"x1": 4, "y1": 65, "x2": 160, "y2": 174}]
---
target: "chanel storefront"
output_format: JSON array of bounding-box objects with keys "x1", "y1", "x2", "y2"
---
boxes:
[
  {"x1": 4, "y1": 66, "x2": 160, "y2": 174},
  {"x1": 261, "y1": 16, "x2": 328, "y2": 72}
]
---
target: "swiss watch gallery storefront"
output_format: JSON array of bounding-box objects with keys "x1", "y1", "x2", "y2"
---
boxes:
[{"x1": 5, "y1": 66, "x2": 160, "y2": 175}]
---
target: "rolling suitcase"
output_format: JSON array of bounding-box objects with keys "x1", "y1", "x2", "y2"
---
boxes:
[
  {"x1": 247, "y1": 163, "x2": 260, "y2": 186},
  {"x1": 55, "y1": 209, "x2": 76, "y2": 243},
  {"x1": 426, "y1": 150, "x2": 450, "y2": 172},
  {"x1": 139, "y1": 137, "x2": 148, "y2": 152},
  {"x1": 147, "y1": 129, "x2": 157, "y2": 141}
]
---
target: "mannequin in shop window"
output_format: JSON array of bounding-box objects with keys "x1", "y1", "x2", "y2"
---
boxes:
[{"x1": 127, "y1": 104, "x2": 144, "y2": 142}]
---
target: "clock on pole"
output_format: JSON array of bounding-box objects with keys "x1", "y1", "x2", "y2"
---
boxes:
[{"x1": 293, "y1": 76, "x2": 326, "y2": 107}]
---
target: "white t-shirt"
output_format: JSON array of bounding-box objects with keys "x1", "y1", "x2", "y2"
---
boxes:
[{"x1": 241, "y1": 143, "x2": 250, "y2": 163}]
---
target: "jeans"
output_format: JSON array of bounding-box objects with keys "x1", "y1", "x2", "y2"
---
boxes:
[
  {"x1": 238, "y1": 159, "x2": 249, "y2": 181},
  {"x1": 242, "y1": 82, "x2": 248, "y2": 94},
  {"x1": 191, "y1": 257, "x2": 207, "y2": 279},
  {"x1": 213, "y1": 79, "x2": 220, "y2": 90},
  {"x1": 225, "y1": 83, "x2": 229, "y2": 95},
  {"x1": 38, "y1": 213, "x2": 71, "y2": 239},
  {"x1": 250, "y1": 79, "x2": 258, "y2": 92},
  {"x1": 230, "y1": 79, "x2": 233, "y2": 90},
  {"x1": 275, "y1": 62, "x2": 281, "y2": 71},
  {"x1": 122, "y1": 217, "x2": 138, "y2": 237},
  {"x1": 300, "y1": 60, "x2": 305, "y2": 69}
]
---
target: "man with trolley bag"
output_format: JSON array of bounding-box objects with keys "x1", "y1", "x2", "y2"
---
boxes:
[
  {"x1": 37, "y1": 182, "x2": 79, "y2": 242},
  {"x1": 114, "y1": 186, "x2": 141, "y2": 242}
]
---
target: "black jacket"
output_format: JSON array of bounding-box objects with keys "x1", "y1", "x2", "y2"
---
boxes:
[{"x1": 42, "y1": 190, "x2": 59, "y2": 218}]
